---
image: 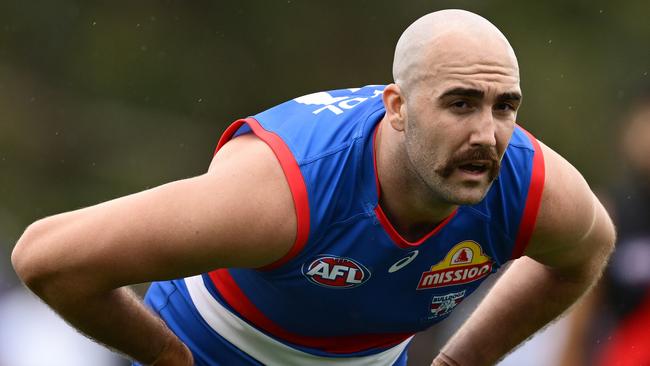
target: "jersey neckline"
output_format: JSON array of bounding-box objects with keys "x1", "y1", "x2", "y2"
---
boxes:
[{"x1": 370, "y1": 122, "x2": 458, "y2": 249}]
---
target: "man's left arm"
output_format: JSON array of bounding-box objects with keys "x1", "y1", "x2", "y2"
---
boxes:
[{"x1": 432, "y1": 141, "x2": 616, "y2": 366}]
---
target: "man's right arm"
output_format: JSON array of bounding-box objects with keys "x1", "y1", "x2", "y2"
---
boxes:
[
  {"x1": 11, "y1": 134, "x2": 297, "y2": 364},
  {"x1": 432, "y1": 141, "x2": 615, "y2": 366}
]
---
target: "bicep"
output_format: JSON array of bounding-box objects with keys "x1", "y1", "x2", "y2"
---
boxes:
[
  {"x1": 19, "y1": 134, "x2": 296, "y2": 292},
  {"x1": 524, "y1": 142, "x2": 615, "y2": 277}
]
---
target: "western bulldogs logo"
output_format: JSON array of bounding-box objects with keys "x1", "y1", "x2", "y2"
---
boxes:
[
  {"x1": 302, "y1": 255, "x2": 371, "y2": 289},
  {"x1": 429, "y1": 290, "x2": 466, "y2": 318}
]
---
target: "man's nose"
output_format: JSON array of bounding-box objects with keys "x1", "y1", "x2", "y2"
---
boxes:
[{"x1": 468, "y1": 109, "x2": 497, "y2": 148}]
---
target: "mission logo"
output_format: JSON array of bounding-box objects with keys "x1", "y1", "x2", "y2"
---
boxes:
[
  {"x1": 302, "y1": 255, "x2": 371, "y2": 289},
  {"x1": 417, "y1": 241, "x2": 493, "y2": 290}
]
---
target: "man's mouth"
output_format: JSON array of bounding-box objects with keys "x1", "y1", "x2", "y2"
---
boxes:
[{"x1": 457, "y1": 161, "x2": 491, "y2": 175}]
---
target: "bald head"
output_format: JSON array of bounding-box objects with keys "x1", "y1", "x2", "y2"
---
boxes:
[{"x1": 393, "y1": 10, "x2": 519, "y2": 92}]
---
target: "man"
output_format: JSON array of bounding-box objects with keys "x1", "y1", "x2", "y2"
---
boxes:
[{"x1": 11, "y1": 9, "x2": 614, "y2": 366}]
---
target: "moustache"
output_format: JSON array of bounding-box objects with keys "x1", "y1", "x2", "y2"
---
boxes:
[{"x1": 437, "y1": 147, "x2": 501, "y2": 180}]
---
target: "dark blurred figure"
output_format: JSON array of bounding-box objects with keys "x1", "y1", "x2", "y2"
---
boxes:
[{"x1": 560, "y1": 85, "x2": 650, "y2": 366}]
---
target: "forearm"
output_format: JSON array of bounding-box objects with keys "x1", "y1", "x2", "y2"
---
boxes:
[
  {"x1": 12, "y1": 221, "x2": 192, "y2": 364},
  {"x1": 557, "y1": 285, "x2": 601, "y2": 366},
  {"x1": 436, "y1": 257, "x2": 597, "y2": 366},
  {"x1": 34, "y1": 286, "x2": 188, "y2": 364}
]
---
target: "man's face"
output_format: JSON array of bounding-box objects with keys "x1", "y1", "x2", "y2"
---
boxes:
[{"x1": 401, "y1": 35, "x2": 522, "y2": 205}]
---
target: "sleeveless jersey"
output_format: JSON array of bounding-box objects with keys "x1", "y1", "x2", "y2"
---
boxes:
[{"x1": 141, "y1": 85, "x2": 545, "y2": 366}]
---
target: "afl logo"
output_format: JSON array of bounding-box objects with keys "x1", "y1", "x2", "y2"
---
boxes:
[{"x1": 302, "y1": 255, "x2": 371, "y2": 289}]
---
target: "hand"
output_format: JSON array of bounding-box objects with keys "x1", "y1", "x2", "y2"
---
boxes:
[
  {"x1": 431, "y1": 352, "x2": 461, "y2": 366},
  {"x1": 151, "y1": 337, "x2": 194, "y2": 366}
]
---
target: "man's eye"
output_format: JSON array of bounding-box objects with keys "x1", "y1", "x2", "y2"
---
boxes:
[
  {"x1": 451, "y1": 101, "x2": 469, "y2": 109},
  {"x1": 495, "y1": 103, "x2": 514, "y2": 111}
]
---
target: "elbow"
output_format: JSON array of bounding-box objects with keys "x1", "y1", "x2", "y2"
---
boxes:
[
  {"x1": 590, "y1": 212, "x2": 616, "y2": 280},
  {"x1": 13, "y1": 218, "x2": 104, "y2": 305},
  {"x1": 12, "y1": 219, "x2": 62, "y2": 298},
  {"x1": 599, "y1": 203, "x2": 617, "y2": 260},
  {"x1": 590, "y1": 198, "x2": 617, "y2": 271},
  {"x1": 603, "y1": 218, "x2": 617, "y2": 262}
]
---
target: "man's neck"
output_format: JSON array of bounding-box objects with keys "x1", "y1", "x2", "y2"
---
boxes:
[{"x1": 374, "y1": 118, "x2": 457, "y2": 242}]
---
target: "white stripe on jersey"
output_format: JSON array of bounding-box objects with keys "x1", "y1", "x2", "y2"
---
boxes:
[{"x1": 184, "y1": 275, "x2": 412, "y2": 366}]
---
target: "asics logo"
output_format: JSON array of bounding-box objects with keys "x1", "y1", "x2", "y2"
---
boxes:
[{"x1": 388, "y1": 250, "x2": 419, "y2": 273}]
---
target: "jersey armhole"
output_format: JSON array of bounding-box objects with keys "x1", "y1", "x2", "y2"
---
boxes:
[
  {"x1": 510, "y1": 127, "x2": 546, "y2": 260},
  {"x1": 214, "y1": 117, "x2": 310, "y2": 271}
]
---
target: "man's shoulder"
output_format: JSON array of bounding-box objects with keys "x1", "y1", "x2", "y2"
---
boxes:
[
  {"x1": 524, "y1": 140, "x2": 613, "y2": 260},
  {"x1": 252, "y1": 85, "x2": 386, "y2": 164},
  {"x1": 533, "y1": 142, "x2": 593, "y2": 238},
  {"x1": 257, "y1": 85, "x2": 386, "y2": 123}
]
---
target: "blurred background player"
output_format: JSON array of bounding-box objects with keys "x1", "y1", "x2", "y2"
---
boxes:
[{"x1": 559, "y1": 85, "x2": 650, "y2": 366}]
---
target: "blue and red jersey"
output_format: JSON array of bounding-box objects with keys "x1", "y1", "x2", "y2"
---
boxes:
[{"x1": 141, "y1": 85, "x2": 545, "y2": 366}]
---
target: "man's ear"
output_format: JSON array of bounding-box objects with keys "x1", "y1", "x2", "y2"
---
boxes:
[{"x1": 382, "y1": 83, "x2": 406, "y2": 132}]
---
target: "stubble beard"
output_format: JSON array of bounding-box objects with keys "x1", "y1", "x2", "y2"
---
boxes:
[
  {"x1": 436, "y1": 173, "x2": 496, "y2": 205},
  {"x1": 403, "y1": 114, "x2": 502, "y2": 206},
  {"x1": 406, "y1": 142, "x2": 501, "y2": 206}
]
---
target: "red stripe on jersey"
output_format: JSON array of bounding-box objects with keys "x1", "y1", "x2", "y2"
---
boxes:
[
  {"x1": 374, "y1": 205, "x2": 458, "y2": 248},
  {"x1": 209, "y1": 269, "x2": 414, "y2": 354},
  {"x1": 213, "y1": 118, "x2": 310, "y2": 271},
  {"x1": 511, "y1": 127, "x2": 546, "y2": 259}
]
